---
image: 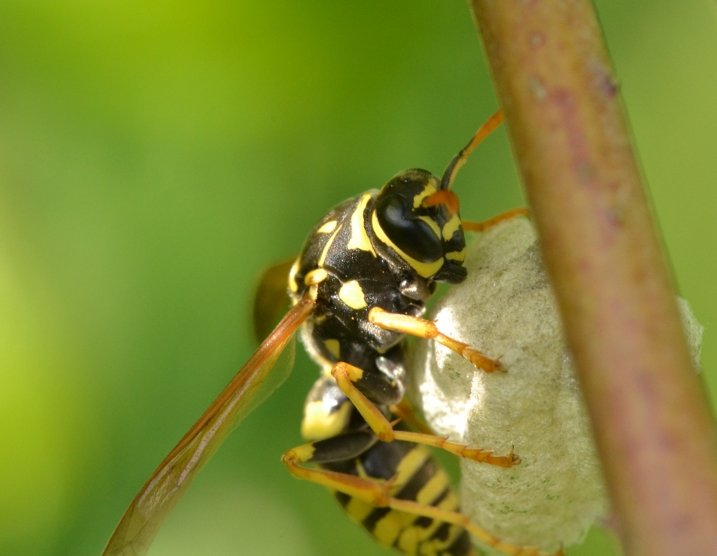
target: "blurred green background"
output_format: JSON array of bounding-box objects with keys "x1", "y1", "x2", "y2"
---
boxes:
[{"x1": 0, "y1": 1, "x2": 714, "y2": 555}]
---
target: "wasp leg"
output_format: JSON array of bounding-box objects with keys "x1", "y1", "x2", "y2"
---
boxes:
[
  {"x1": 282, "y1": 431, "x2": 388, "y2": 501},
  {"x1": 367, "y1": 308, "x2": 502, "y2": 373},
  {"x1": 282, "y1": 444, "x2": 555, "y2": 556},
  {"x1": 463, "y1": 207, "x2": 530, "y2": 233},
  {"x1": 387, "y1": 400, "x2": 516, "y2": 465},
  {"x1": 390, "y1": 397, "x2": 434, "y2": 435},
  {"x1": 331, "y1": 361, "x2": 517, "y2": 467}
]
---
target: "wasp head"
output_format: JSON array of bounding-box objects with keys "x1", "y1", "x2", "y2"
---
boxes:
[{"x1": 371, "y1": 169, "x2": 466, "y2": 284}]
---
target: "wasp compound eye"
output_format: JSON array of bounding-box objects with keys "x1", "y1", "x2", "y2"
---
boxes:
[{"x1": 374, "y1": 192, "x2": 443, "y2": 263}]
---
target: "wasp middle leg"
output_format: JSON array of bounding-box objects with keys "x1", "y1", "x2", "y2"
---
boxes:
[{"x1": 331, "y1": 361, "x2": 517, "y2": 467}]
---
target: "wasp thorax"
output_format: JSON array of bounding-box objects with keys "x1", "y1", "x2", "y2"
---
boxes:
[{"x1": 372, "y1": 169, "x2": 467, "y2": 284}]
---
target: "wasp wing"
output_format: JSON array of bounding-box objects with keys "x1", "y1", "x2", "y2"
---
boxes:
[
  {"x1": 103, "y1": 295, "x2": 315, "y2": 556},
  {"x1": 252, "y1": 257, "x2": 296, "y2": 343}
]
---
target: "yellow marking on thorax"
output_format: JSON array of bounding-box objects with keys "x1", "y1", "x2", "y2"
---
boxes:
[
  {"x1": 323, "y1": 338, "x2": 341, "y2": 359},
  {"x1": 287, "y1": 259, "x2": 300, "y2": 293},
  {"x1": 304, "y1": 268, "x2": 328, "y2": 286},
  {"x1": 371, "y1": 212, "x2": 444, "y2": 278},
  {"x1": 317, "y1": 219, "x2": 338, "y2": 234},
  {"x1": 338, "y1": 280, "x2": 368, "y2": 310},
  {"x1": 347, "y1": 193, "x2": 377, "y2": 255},
  {"x1": 412, "y1": 181, "x2": 438, "y2": 209},
  {"x1": 307, "y1": 284, "x2": 319, "y2": 301},
  {"x1": 317, "y1": 226, "x2": 341, "y2": 267}
]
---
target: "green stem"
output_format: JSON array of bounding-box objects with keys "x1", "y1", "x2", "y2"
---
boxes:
[{"x1": 469, "y1": 2, "x2": 717, "y2": 555}]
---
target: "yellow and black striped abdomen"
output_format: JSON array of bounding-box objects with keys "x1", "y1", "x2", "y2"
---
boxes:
[{"x1": 327, "y1": 440, "x2": 473, "y2": 556}]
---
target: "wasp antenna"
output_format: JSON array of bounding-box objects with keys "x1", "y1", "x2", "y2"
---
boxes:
[{"x1": 440, "y1": 110, "x2": 504, "y2": 191}]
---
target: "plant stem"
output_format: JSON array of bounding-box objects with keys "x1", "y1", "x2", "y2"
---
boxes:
[{"x1": 469, "y1": 2, "x2": 717, "y2": 555}]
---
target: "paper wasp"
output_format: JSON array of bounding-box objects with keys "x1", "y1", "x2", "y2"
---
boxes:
[{"x1": 103, "y1": 111, "x2": 552, "y2": 556}]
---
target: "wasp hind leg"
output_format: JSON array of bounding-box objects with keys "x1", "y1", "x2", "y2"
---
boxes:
[
  {"x1": 331, "y1": 361, "x2": 517, "y2": 467},
  {"x1": 282, "y1": 439, "x2": 555, "y2": 556},
  {"x1": 282, "y1": 430, "x2": 382, "y2": 498}
]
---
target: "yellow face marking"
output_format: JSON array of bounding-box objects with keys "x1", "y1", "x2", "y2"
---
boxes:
[
  {"x1": 371, "y1": 212, "x2": 444, "y2": 278},
  {"x1": 287, "y1": 259, "x2": 300, "y2": 293},
  {"x1": 317, "y1": 219, "x2": 338, "y2": 234},
  {"x1": 445, "y1": 250, "x2": 465, "y2": 262},
  {"x1": 300, "y1": 399, "x2": 352, "y2": 441},
  {"x1": 347, "y1": 193, "x2": 377, "y2": 255},
  {"x1": 442, "y1": 213, "x2": 461, "y2": 241},
  {"x1": 338, "y1": 280, "x2": 368, "y2": 310},
  {"x1": 411, "y1": 180, "x2": 439, "y2": 209}
]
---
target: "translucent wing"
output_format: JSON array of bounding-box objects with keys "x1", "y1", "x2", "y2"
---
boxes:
[
  {"x1": 252, "y1": 257, "x2": 296, "y2": 343},
  {"x1": 103, "y1": 295, "x2": 315, "y2": 556}
]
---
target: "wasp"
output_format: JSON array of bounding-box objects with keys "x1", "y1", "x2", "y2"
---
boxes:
[{"x1": 103, "y1": 111, "x2": 548, "y2": 556}]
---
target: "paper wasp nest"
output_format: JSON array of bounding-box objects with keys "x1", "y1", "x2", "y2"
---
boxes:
[{"x1": 408, "y1": 217, "x2": 703, "y2": 552}]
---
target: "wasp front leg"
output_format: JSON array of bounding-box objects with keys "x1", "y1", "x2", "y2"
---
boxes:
[{"x1": 367, "y1": 309, "x2": 502, "y2": 373}]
